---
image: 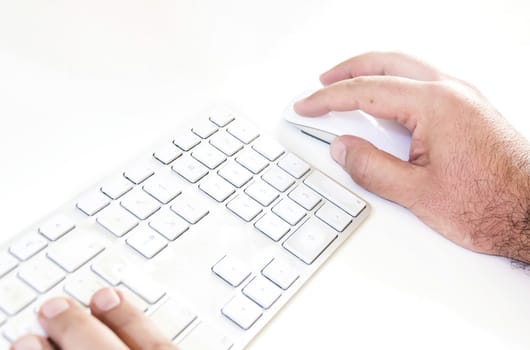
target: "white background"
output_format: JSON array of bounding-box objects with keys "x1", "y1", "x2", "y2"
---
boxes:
[{"x1": 1, "y1": 1, "x2": 530, "y2": 349}]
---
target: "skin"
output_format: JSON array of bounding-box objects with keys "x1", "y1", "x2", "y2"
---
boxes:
[{"x1": 10, "y1": 51, "x2": 530, "y2": 348}]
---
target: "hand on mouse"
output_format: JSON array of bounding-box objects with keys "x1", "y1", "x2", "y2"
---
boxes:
[
  {"x1": 294, "y1": 51, "x2": 530, "y2": 263},
  {"x1": 10, "y1": 288, "x2": 177, "y2": 350}
]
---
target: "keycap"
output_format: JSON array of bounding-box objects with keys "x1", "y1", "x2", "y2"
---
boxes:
[
  {"x1": 209, "y1": 108, "x2": 235, "y2": 127},
  {"x1": 172, "y1": 154, "x2": 209, "y2": 183},
  {"x1": 252, "y1": 137, "x2": 284, "y2": 161},
  {"x1": 277, "y1": 153, "x2": 310, "y2": 178},
  {"x1": 226, "y1": 120, "x2": 259, "y2": 144},
  {"x1": 272, "y1": 198, "x2": 306, "y2": 226},
  {"x1": 226, "y1": 194, "x2": 262, "y2": 222},
  {"x1": 153, "y1": 143, "x2": 182, "y2": 165},
  {"x1": 199, "y1": 174, "x2": 235, "y2": 202},
  {"x1": 38, "y1": 214, "x2": 76, "y2": 241},
  {"x1": 0, "y1": 252, "x2": 18, "y2": 277},
  {"x1": 282, "y1": 217, "x2": 337, "y2": 264},
  {"x1": 315, "y1": 202, "x2": 352, "y2": 232},
  {"x1": 221, "y1": 295, "x2": 262, "y2": 330},
  {"x1": 142, "y1": 173, "x2": 182, "y2": 204},
  {"x1": 209, "y1": 131, "x2": 243, "y2": 156},
  {"x1": 91, "y1": 252, "x2": 129, "y2": 286},
  {"x1": 177, "y1": 322, "x2": 233, "y2": 350},
  {"x1": 244, "y1": 179, "x2": 279, "y2": 206},
  {"x1": 126, "y1": 226, "x2": 168, "y2": 259},
  {"x1": 64, "y1": 270, "x2": 108, "y2": 306},
  {"x1": 100, "y1": 176, "x2": 133, "y2": 200},
  {"x1": 304, "y1": 170, "x2": 366, "y2": 217},
  {"x1": 262, "y1": 165, "x2": 295, "y2": 192},
  {"x1": 173, "y1": 131, "x2": 201, "y2": 151},
  {"x1": 235, "y1": 148, "x2": 269, "y2": 174},
  {"x1": 77, "y1": 190, "x2": 111, "y2": 216},
  {"x1": 2, "y1": 311, "x2": 45, "y2": 342},
  {"x1": 149, "y1": 209, "x2": 189, "y2": 240},
  {"x1": 288, "y1": 183, "x2": 321, "y2": 211},
  {"x1": 9, "y1": 233, "x2": 48, "y2": 261},
  {"x1": 254, "y1": 213, "x2": 290, "y2": 241},
  {"x1": 121, "y1": 269, "x2": 166, "y2": 304},
  {"x1": 192, "y1": 120, "x2": 218, "y2": 139},
  {"x1": 96, "y1": 204, "x2": 139, "y2": 237},
  {"x1": 124, "y1": 162, "x2": 155, "y2": 185},
  {"x1": 191, "y1": 143, "x2": 227, "y2": 170},
  {"x1": 47, "y1": 231, "x2": 105, "y2": 272},
  {"x1": 261, "y1": 258, "x2": 299, "y2": 290},
  {"x1": 171, "y1": 194, "x2": 209, "y2": 224},
  {"x1": 242, "y1": 275, "x2": 282, "y2": 309},
  {"x1": 149, "y1": 298, "x2": 197, "y2": 340},
  {"x1": 0, "y1": 277, "x2": 36, "y2": 315},
  {"x1": 17, "y1": 256, "x2": 65, "y2": 293},
  {"x1": 217, "y1": 161, "x2": 253, "y2": 188},
  {"x1": 212, "y1": 255, "x2": 251, "y2": 287},
  {"x1": 120, "y1": 188, "x2": 161, "y2": 220}
]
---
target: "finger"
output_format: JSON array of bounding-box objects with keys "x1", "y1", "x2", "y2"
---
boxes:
[
  {"x1": 90, "y1": 288, "x2": 175, "y2": 350},
  {"x1": 294, "y1": 76, "x2": 428, "y2": 132},
  {"x1": 38, "y1": 297, "x2": 129, "y2": 350},
  {"x1": 330, "y1": 135, "x2": 427, "y2": 207},
  {"x1": 320, "y1": 51, "x2": 442, "y2": 86},
  {"x1": 10, "y1": 335, "x2": 54, "y2": 350}
]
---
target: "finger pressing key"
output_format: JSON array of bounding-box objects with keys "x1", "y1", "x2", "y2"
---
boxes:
[{"x1": 10, "y1": 335, "x2": 53, "y2": 350}]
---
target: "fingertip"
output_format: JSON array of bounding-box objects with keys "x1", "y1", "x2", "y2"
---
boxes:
[
  {"x1": 11, "y1": 335, "x2": 52, "y2": 350},
  {"x1": 293, "y1": 93, "x2": 329, "y2": 117},
  {"x1": 91, "y1": 287, "x2": 122, "y2": 313}
]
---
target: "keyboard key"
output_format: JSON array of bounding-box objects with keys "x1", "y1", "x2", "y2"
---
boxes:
[
  {"x1": 262, "y1": 165, "x2": 295, "y2": 192},
  {"x1": 227, "y1": 120, "x2": 259, "y2": 144},
  {"x1": 261, "y1": 258, "x2": 299, "y2": 290},
  {"x1": 221, "y1": 295, "x2": 262, "y2": 330},
  {"x1": 178, "y1": 322, "x2": 233, "y2": 350},
  {"x1": 244, "y1": 179, "x2": 279, "y2": 207},
  {"x1": 126, "y1": 226, "x2": 168, "y2": 259},
  {"x1": 149, "y1": 298, "x2": 197, "y2": 340},
  {"x1": 174, "y1": 130, "x2": 201, "y2": 151},
  {"x1": 9, "y1": 233, "x2": 48, "y2": 261},
  {"x1": 192, "y1": 120, "x2": 218, "y2": 139},
  {"x1": 242, "y1": 275, "x2": 282, "y2": 309},
  {"x1": 100, "y1": 176, "x2": 133, "y2": 200},
  {"x1": 316, "y1": 202, "x2": 352, "y2": 232},
  {"x1": 278, "y1": 153, "x2": 310, "y2": 178},
  {"x1": 199, "y1": 174, "x2": 235, "y2": 202},
  {"x1": 91, "y1": 252, "x2": 128, "y2": 286},
  {"x1": 153, "y1": 143, "x2": 182, "y2": 165},
  {"x1": 282, "y1": 217, "x2": 337, "y2": 265},
  {"x1": 304, "y1": 170, "x2": 366, "y2": 217},
  {"x1": 17, "y1": 256, "x2": 65, "y2": 293},
  {"x1": 235, "y1": 148, "x2": 269, "y2": 174},
  {"x1": 2, "y1": 312, "x2": 45, "y2": 342},
  {"x1": 142, "y1": 173, "x2": 182, "y2": 204},
  {"x1": 212, "y1": 255, "x2": 251, "y2": 287},
  {"x1": 254, "y1": 213, "x2": 290, "y2": 241},
  {"x1": 124, "y1": 162, "x2": 155, "y2": 185},
  {"x1": 288, "y1": 183, "x2": 321, "y2": 211},
  {"x1": 121, "y1": 269, "x2": 166, "y2": 304},
  {"x1": 172, "y1": 154, "x2": 209, "y2": 183},
  {"x1": 0, "y1": 276, "x2": 36, "y2": 315},
  {"x1": 252, "y1": 137, "x2": 284, "y2": 161},
  {"x1": 218, "y1": 161, "x2": 253, "y2": 188},
  {"x1": 0, "y1": 252, "x2": 18, "y2": 277},
  {"x1": 96, "y1": 204, "x2": 139, "y2": 237},
  {"x1": 209, "y1": 108, "x2": 235, "y2": 127},
  {"x1": 149, "y1": 209, "x2": 189, "y2": 240},
  {"x1": 38, "y1": 214, "x2": 76, "y2": 241},
  {"x1": 191, "y1": 143, "x2": 226, "y2": 170},
  {"x1": 226, "y1": 194, "x2": 262, "y2": 222},
  {"x1": 47, "y1": 231, "x2": 105, "y2": 272},
  {"x1": 171, "y1": 195, "x2": 209, "y2": 224},
  {"x1": 64, "y1": 270, "x2": 108, "y2": 306},
  {"x1": 77, "y1": 190, "x2": 111, "y2": 216},
  {"x1": 209, "y1": 131, "x2": 243, "y2": 156},
  {"x1": 120, "y1": 188, "x2": 161, "y2": 220},
  {"x1": 272, "y1": 198, "x2": 306, "y2": 226}
]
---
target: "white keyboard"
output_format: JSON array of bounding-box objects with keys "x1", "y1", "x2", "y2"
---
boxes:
[{"x1": 0, "y1": 108, "x2": 370, "y2": 350}]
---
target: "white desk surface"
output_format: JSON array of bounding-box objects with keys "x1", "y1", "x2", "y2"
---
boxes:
[{"x1": 1, "y1": 1, "x2": 530, "y2": 349}]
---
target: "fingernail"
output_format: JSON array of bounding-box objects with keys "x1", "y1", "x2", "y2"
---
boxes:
[
  {"x1": 330, "y1": 138, "x2": 347, "y2": 167},
  {"x1": 93, "y1": 288, "x2": 121, "y2": 311},
  {"x1": 40, "y1": 298, "x2": 69, "y2": 319},
  {"x1": 13, "y1": 335, "x2": 42, "y2": 350}
]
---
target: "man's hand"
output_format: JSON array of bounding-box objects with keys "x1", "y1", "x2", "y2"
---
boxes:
[
  {"x1": 294, "y1": 51, "x2": 530, "y2": 263},
  {"x1": 11, "y1": 288, "x2": 176, "y2": 350}
]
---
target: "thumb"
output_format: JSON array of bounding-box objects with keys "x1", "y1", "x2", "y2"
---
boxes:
[{"x1": 330, "y1": 135, "x2": 425, "y2": 208}]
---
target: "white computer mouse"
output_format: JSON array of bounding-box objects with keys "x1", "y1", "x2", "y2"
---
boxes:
[{"x1": 283, "y1": 92, "x2": 412, "y2": 161}]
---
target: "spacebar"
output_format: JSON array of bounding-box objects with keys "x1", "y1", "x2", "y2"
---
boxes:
[{"x1": 303, "y1": 170, "x2": 366, "y2": 217}]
